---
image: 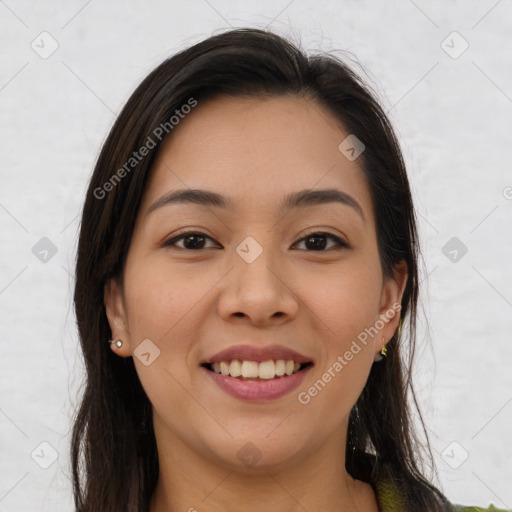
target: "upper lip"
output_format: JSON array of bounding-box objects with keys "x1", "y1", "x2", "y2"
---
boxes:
[{"x1": 201, "y1": 344, "x2": 313, "y2": 365}]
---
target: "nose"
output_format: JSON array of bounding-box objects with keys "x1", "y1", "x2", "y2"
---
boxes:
[{"x1": 216, "y1": 247, "x2": 299, "y2": 327}]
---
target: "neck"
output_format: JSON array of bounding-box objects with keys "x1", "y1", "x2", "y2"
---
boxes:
[{"x1": 149, "y1": 414, "x2": 378, "y2": 512}]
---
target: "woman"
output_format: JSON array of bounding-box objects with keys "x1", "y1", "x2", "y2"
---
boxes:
[{"x1": 71, "y1": 28, "x2": 508, "y2": 512}]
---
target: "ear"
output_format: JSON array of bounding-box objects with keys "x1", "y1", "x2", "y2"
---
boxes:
[
  {"x1": 104, "y1": 276, "x2": 132, "y2": 357},
  {"x1": 375, "y1": 260, "x2": 408, "y2": 356}
]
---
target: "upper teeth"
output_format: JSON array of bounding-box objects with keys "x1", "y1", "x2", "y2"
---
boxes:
[{"x1": 211, "y1": 360, "x2": 302, "y2": 379}]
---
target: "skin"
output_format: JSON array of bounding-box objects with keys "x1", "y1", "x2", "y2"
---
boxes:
[{"x1": 104, "y1": 95, "x2": 407, "y2": 512}]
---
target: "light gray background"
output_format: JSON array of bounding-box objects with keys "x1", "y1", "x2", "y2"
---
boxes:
[{"x1": 1, "y1": 1, "x2": 511, "y2": 510}]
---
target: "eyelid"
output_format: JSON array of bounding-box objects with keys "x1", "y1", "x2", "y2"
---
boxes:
[
  {"x1": 162, "y1": 228, "x2": 220, "y2": 249},
  {"x1": 295, "y1": 227, "x2": 350, "y2": 247},
  {"x1": 162, "y1": 227, "x2": 350, "y2": 251}
]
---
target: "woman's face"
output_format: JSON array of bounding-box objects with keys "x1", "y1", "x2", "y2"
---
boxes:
[{"x1": 105, "y1": 95, "x2": 406, "y2": 472}]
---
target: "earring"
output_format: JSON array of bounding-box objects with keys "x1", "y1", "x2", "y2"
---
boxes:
[
  {"x1": 108, "y1": 339, "x2": 123, "y2": 348},
  {"x1": 374, "y1": 338, "x2": 387, "y2": 362},
  {"x1": 396, "y1": 316, "x2": 404, "y2": 338}
]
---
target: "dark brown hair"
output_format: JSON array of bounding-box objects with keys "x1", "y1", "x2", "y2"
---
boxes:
[{"x1": 72, "y1": 27, "x2": 451, "y2": 511}]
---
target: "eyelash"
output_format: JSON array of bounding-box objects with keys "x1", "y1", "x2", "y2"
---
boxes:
[{"x1": 163, "y1": 229, "x2": 349, "y2": 252}]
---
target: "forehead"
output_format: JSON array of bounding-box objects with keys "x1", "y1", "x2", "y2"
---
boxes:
[{"x1": 142, "y1": 95, "x2": 373, "y2": 219}]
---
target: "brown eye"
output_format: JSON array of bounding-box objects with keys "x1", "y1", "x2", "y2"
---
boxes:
[
  {"x1": 293, "y1": 232, "x2": 349, "y2": 251},
  {"x1": 163, "y1": 230, "x2": 349, "y2": 252},
  {"x1": 164, "y1": 232, "x2": 218, "y2": 250}
]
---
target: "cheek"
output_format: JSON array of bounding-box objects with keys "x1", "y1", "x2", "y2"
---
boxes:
[
  {"x1": 122, "y1": 256, "x2": 216, "y2": 387},
  {"x1": 296, "y1": 269, "x2": 380, "y2": 425},
  {"x1": 306, "y1": 259, "x2": 383, "y2": 339},
  {"x1": 123, "y1": 257, "x2": 203, "y2": 340},
  {"x1": 122, "y1": 260, "x2": 201, "y2": 411},
  {"x1": 300, "y1": 259, "x2": 382, "y2": 400}
]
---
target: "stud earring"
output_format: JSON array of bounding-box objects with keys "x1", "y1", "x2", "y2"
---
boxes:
[{"x1": 108, "y1": 339, "x2": 123, "y2": 348}]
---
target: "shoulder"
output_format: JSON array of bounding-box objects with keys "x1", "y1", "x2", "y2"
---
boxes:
[
  {"x1": 452, "y1": 506, "x2": 511, "y2": 512},
  {"x1": 373, "y1": 476, "x2": 511, "y2": 512}
]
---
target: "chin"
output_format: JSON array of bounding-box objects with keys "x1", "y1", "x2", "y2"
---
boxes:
[{"x1": 204, "y1": 435, "x2": 307, "y2": 474}]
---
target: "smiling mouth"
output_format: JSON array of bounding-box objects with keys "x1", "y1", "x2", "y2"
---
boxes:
[{"x1": 201, "y1": 360, "x2": 314, "y2": 381}]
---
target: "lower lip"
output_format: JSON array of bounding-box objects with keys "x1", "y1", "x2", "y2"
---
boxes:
[{"x1": 201, "y1": 365, "x2": 313, "y2": 401}]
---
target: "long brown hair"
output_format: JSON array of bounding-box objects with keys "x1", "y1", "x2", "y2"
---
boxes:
[{"x1": 72, "y1": 28, "x2": 450, "y2": 511}]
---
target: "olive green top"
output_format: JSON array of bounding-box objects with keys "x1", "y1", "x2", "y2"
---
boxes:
[
  {"x1": 453, "y1": 507, "x2": 511, "y2": 511},
  {"x1": 375, "y1": 477, "x2": 510, "y2": 512}
]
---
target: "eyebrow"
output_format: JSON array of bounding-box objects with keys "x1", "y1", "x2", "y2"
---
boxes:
[{"x1": 145, "y1": 187, "x2": 365, "y2": 221}]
